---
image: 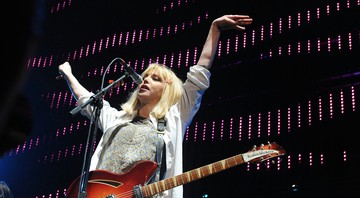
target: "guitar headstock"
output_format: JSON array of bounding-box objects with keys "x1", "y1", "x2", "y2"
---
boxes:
[{"x1": 242, "y1": 142, "x2": 286, "y2": 163}]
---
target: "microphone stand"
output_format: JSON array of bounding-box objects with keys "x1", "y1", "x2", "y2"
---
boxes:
[{"x1": 69, "y1": 73, "x2": 128, "y2": 198}]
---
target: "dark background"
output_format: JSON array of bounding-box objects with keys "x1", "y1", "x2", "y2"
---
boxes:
[{"x1": 1, "y1": 0, "x2": 359, "y2": 197}]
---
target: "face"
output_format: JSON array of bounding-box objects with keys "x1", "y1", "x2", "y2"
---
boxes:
[{"x1": 137, "y1": 71, "x2": 166, "y2": 105}]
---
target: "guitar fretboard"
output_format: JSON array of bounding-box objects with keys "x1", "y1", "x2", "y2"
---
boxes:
[{"x1": 141, "y1": 154, "x2": 245, "y2": 197}]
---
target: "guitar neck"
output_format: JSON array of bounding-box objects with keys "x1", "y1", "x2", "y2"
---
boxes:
[{"x1": 141, "y1": 153, "x2": 245, "y2": 197}]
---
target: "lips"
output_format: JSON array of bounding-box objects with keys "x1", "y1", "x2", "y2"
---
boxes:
[{"x1": 139, "y1": 84, "x2": 149, "y2": 92}]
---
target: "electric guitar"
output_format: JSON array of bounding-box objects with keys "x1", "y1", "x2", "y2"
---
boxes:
[{"x1": 66, "y1": 142, "x2": 285, "y2": 198}]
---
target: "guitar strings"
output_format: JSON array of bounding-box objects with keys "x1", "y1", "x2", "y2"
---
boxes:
[{"x1": 114, "y1": 190, "x2": 134, "y2": 198}]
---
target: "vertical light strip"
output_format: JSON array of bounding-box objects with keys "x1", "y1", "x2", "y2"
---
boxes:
[
  {"x1": 132, "y1": 29, "x2": 137, "y2": 44},
  {"x1": 243, "y1": 33, "x2": 247, "y2": 49},
  {"x1": 78, "y1": 143, "x2": 83, "y2": 155},
  {"x1": 186, "y1": 49, "x2": 190, "y2": 67},
  {"x1": 248, "y1": 115, "x2": 252, "y2": 140},
  {"x1": 307, "y1": 10, "x2": 310, "y2": 23},
  {"x1": 56, "y1": 150, "x2": 62, "y2": 161},
  {"x1": 163, "y1": 54, "x2": 167, "y2": 65},
  {"x1": 177, "y1": 51, "x2": 182, "y2": 68},
  {"x1": 308, "y1": 100, "x2": 312, "y2": 126},
  {"x1": 152, "y1": 28, "x2": 156, "y2": 39},
  {"x1": 220, "y1": 119, "x2": 224, "y2": 141},
  {"x1": 252, "y1": 30, "x2": 255, "y2": 46},
  {"x1": 79, "y1": 47, "x2": 83, "y2": 59},
  {"x1": 287, "y1": 155, "x2": 291, "y2": 169},
  {"x1": 99, "y1": 38, "x2": 103, "y2": 52},
  {"x1": 193, "y1": 122, "x2": 198, "y2": 142},
  {"x1": 217, "y1": 40, "x2": 222, "y2": 58},
  {"x1": 71, "y1": 145, "x2": 75, "y2": 156},
  {"x1": 297, "y1": 103, "x2": 301, "y2": 128},
  {"x1": 56, "y1": 92, "x2": 61, "y2": 109},
  {"x1": 170, "y1": 53, "x2": 175, "y2": 68},
  {"x1": 229, "y1": 118, "x2": 233, "y2": 140},
  {"x1": 319, "y1": 96, "x2": 323, "y2": 121},
  {"x1": 86, "y1": 44, "x2": 90, "y2": 57},
  {"x1": 174, "y1": 24, "x2": 178, "y2": 34},
  {"x1": 159, "y1": 26, "x2": 164, "y2": 37},
  {"x1": 316, "y1": 7, "x2": 320, "y2": 19},
  {"x1": 329, "y1": 93, "x2": 333, "y2": 119},
  {"x1": 145, "y1": 29, "x2": 149, "y2": 41},
  {"x1": 288, "y1": 16, "x2": 291, "y2": 30},
  {"x1": 92, "y1": 41, "x2": 96, "y2": 54},
  {"x1": 239, "y1": 117, "x2": 243, "y2": 141},
  {"x1": 338, "y1": 35, "x2": 342, "y2": 50},
  {"x1": 348, "y1": 32, "x2": 352, "y2": 50},
  {"x1": 351, "y1": 86, "x2": 355, "y2": 111},
  {"x1": 166, "y1": 25, "x2": 171, "y2": 36},
  {"x1": 277, "y1": 157, "x2": 281, "y2": 170},
  {"x1": 51, "y1": 92, "x2": 56, "y2": 109},
  {"x1": 226, "y1": 39, "x2": 230, "y2": 54},
  {"x1": 235, "y1": 35, "x2": 239, "y2": 52},
  {"x1": 63, "y1": 91, "x2": 68, "y2": 107},
  {"x1": 267, "y1": 111, "x2": 271, "y2": 136},
  {"x1": 278, "y1": 46, "x2": 282, "y2": 55},
  {"x1": 277, "y1": 109, "x2": 281, "y2": 135},
  {"x1": 202, "y1": 123, "x2": 207, "y2": 141},
  {"x1": 279, "y1": 18, "x2": 282, "y2": 34},
  {"x1": 257, "y1": 113, "x2": 261, "y2": 138},
  {"x1": 326, "y1": 5, "x2": 330, "y2": 16},
  {"x1": 112, "y1": 33, "x2": 116, "y2": 47},
  {"x1": 320, "y1": 153, "x2": 324, "y2": 165},
  {"x1": 288, "y1": 44, "x2": 291, "y2": 56},
  {"x1": 193, "y1": 47, "x2": 198, "y2": 65},
  {"x1": 211, "y1": 121, "x2": 216, "y2": 141},
  {"x1": 287, "y1": 107, "x2": 291, "y2": 132},
  {"x1": 340, "y1": 89, "x2": 344, "y2": 114}
]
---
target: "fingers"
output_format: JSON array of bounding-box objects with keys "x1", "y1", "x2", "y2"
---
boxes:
[
  {"x1": 233, "y1": 16, "x2": 253, "y2": 30},
  {"x1": 58, "y1": 62, "x2": 71, "y2": 78},
  {"x1": 236, "y1": 17, "x2": 253, "y2": 25}
]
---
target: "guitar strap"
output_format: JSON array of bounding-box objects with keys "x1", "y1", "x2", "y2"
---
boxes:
[{"x1": 156, "y1": 117, "x2": 167, "y2": 181}]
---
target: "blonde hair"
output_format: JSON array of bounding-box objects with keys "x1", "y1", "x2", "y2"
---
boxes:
[{"x1": 120, "y1": 63, "x2": 184, "y2": 119}]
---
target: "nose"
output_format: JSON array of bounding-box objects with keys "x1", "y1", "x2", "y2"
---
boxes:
[{"x1": 143, "y1": 76, "x2": 150, "y2": 83}]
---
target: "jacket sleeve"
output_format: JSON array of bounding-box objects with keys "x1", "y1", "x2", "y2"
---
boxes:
[
  {"x1": 77, "y1": 92, "x2": 128, "y2": 132},
  {"x1": 179, "y1": 65, "x2": 211, "y2": 128}
]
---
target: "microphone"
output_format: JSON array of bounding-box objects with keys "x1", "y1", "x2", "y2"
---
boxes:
[
  {"x1": 56, "y1": 74, "x2": 63, "y2": 80},
  {"x1": 118, "y1": 58, "x2": 143, "y2": 85}
]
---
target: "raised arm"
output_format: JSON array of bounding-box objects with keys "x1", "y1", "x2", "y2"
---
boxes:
[
  {"x1": 58, "y1": 62, "x2": 90, "y2": 100},
  {"x1": 197, "y1": 14, "x2": 253, "y2": 69}
]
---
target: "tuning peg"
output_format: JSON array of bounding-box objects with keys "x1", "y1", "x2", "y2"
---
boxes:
[
  {"x1": 252, "y1": 145, "x2": 256, "y2": 151},
  {"x1": 267, "y1": 141, "x2": 271, "y2": 147},
  {"x1": 260, "y1": 144, "x2": 264, "y2": 149}
]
